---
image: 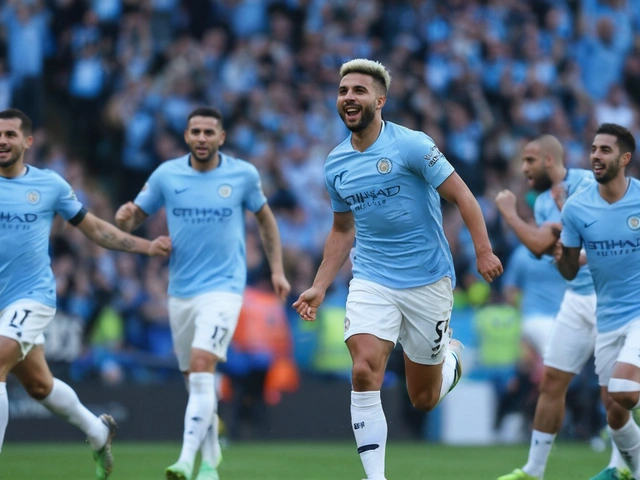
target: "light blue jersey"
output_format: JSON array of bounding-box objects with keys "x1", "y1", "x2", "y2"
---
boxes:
[
  {"x1": 325, "y1": 121, "x2": 455, "y2": 289},
  {"x1": 0, "y1": 166, "x2": 85, "y2": 310},
  {"x1": 561, "y1": 178, "x2": 640, "y2": 333},
  {"x1": 135, "y1": 153, "x2": 266, "y2": 298},
  {"x1": 533, "y1": 168, "x2": 595, "y2": 295},
  {"x1": 502, "y1": 244, "x2": 567, "y2": 318}
]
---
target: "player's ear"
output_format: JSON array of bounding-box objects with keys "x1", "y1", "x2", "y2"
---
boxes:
[
  {"x1": 218, "y1": 129, "x2": 226, "y2": 146},
  {"x1": 621, "y1": 151, "x2": 632, "y2": 167},
  {"x1": 24, "y1": 135, "x2": 34, "y2": 149},
  {"x1": 377, "y1": 94, "x2": 386, "y2": 110}
]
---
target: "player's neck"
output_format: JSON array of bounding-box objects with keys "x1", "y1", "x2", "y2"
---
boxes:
[
  {"x1": 350, "y1": 118, "x2": 383, "y2": 152},
  {"x1": 189, "y1": 152, "x2": 220, "y2": 173},
  {"x1": 0, "y1": 159, "x2": 26, "y2": 178},
  {"x1": 598, "y1": 175, "x2": 629, "y2": 204}
]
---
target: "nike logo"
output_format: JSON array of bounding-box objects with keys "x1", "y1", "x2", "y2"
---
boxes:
[
  {"x1": 175, "y1": 188, "x2": 188, "y2": 194},
  {"x1": 584, "y1": 220, "x2": 597, "y2": 228}
]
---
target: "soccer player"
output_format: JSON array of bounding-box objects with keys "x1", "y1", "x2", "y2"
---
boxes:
[
  {"x1": 495, "y1": 135, "x2": 627, "y2": 480},
  {"x1": 293, "y1": 58, "x2": 503, "y2": 480},
  {"x1": 115, "y1": 106, "x2": 290, "y2": 480},
  {"x1": 0, "y1": 108, "x2": 172, "y2": 480},
  {"x1": 557, "y1": 123, "x2": 640, "y2": 480}
]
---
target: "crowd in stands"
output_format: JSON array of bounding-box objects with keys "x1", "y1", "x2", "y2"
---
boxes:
[{"x1": 3, "y1": 0, "x2": 640, "y2": 440}]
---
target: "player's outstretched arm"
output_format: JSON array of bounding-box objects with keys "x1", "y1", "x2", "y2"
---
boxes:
[
  {"x1": 115, "y1": 201, "x2": 148, "y2": 233},
  {"x1": 254, "y1": 203, "x2": 291, "y2": 301},
  {"x1": 495, "y1": 189, "x2": 558, "y2": 257},
  {"x1": 77, "y1": 212, "x2": 171, "y2": 256},
  {"x1": 293, "y1": 210, "x2": 354, "y2": 321},
  {"x1": 438, "y1": 172, "x2": 503, "y2": 283}
]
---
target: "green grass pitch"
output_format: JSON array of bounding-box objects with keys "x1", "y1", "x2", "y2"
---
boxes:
[{"x1": 1, "y1": 441, "x2": 610, "y2": 479}]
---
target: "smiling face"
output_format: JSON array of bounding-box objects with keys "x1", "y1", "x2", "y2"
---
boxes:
[
  {"x1": 0, "y1": 117, "x2": 32, "y2": 172},
  {"x1": 590, "y1": 133, "x2": 627, "y2": 184},
  {"x1": 521, "y1": 141, "x2": 553, "y2": 192},
  {"x1": 336, "y1": 72, "x2": 384, "y2": 133},
  {"x1": 184, "y1": 115, "x2": 226, "y2": 164}
]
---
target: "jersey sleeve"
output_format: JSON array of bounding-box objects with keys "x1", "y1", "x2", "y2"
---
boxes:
[
  {"x1": 243, "y1": 165, "x2": 267, "y2": 213},
  {"x1": 560, "y1": 201, "x2": 582, "y2": 248},
  {"x1": 403, "y1": 133, "x2": 454, "y2": 188},
  {"x1": 134, "y1": 168, "x2": 165, "y2": 216},
  {"x1": 51, "y1": 172, "x2": 84, "y2": 221}
]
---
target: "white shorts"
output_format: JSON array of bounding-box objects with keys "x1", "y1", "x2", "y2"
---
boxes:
[
  {"x1": 0, "y1": 300, "x2": 55, "y2": 359},
  {"x1": 595, "y1": 318, "x2": 640, "y2": 386},
  {"x1": 521, "y1": 315, "x2": 554, "y2": 355},
  {"x1": 543, "y1": 290, "x2": 597, "y2": 374},
  {"x1": 168, "y1": 291, "x2": 243, "y2": 371},
  {"x1": 344, "y1": 277, "x2": 453, "y2": 365}
]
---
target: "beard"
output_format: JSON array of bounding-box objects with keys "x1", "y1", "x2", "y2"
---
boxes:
[
  {"x1": 594, "y1": 158, "x2": 621, "y2": 184},
  {"x1": 0, "y1": 150, "x2": 22, "y2": 169},
  {"x1": 531, "y1": 172, "x2": 553, "y2": 192},
  {"x1": 339, "y1": 101, "x2": 376, "y2": 133},
  {"x1": 190, "y1": 147, "x2": 214, "y2": 163}
]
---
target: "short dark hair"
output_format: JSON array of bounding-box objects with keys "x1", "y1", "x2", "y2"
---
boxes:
[
  {"x1": 0, "y1": 109, "x2": 33, "y2": 135},
  {"x1": 596, "y1": 123, "x2": 636, "y2": 157},
  {"x1": 187, "y1": 107, "x2": 224, "y2": 128}
]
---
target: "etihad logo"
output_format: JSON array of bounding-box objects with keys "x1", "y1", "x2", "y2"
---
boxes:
[
  {"x1": 0, "y1": 212, "x2": 37, "y2": 223},
  {"x1": 0, "y1": 212, "x2": 37, "y2": 230},
  {"x1": 172, "y1": 207, "x2": 232, "y2": 224},
  {"x1": 343, "y1": 186, "x2": 400, "y2": 211},
  {"x1": 586, "y1": 238, "x2": 640, "y2": 257}
]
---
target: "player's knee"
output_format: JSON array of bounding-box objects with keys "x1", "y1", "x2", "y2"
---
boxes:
[
  {"x1": 410, "y1": 389, "x2": 439, "y2": 413},
  {"x1": 538, "y1": 371, "x2": 569, "y2": 398},
  {"x1": 22, "y1": 378, "x2": 51, "y2": 400},
  {"x1": 609, "y1": 391, "x2": 639, "y2": 411},
  {"x1": 351, "y1": 359, "x2": 378, "y2": 390}
]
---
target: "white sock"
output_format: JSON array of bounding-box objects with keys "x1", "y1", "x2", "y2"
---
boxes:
[
  {"x1": 183, "y1": 375, "x2": 222, "y2": 467},
  {"x1": 522, "y1": 430, "x2": 556, "y2": 477},
  {"x1": 610, "y1": 417, "x2": 640, "y2": 476},
  {"x1": 351, "y1": 391, "x2": 387, "y2": 480},
  {"x1": 438, "y1": 349, "x2": 459, "y2": 403},
  {"x1": 608, "y1": 426, "x2": 627, "y2": 469},
  {"x1": 200, "y1": 402, "x2": 221, "y2": 466},
  {"x1": 39, "y1": 378, "x2": 107, "y2": 450},
  {"x1": 178, "y1": 372, "x2": 215, "y2": 465},
  {"x1": 0, "y1": 382, "x2": 7, "y2": 452}
]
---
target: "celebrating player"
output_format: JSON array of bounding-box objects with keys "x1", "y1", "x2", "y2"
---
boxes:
[
  {"x1": 0, "y1": 108, "x2": 171, "y2": 480},
  {"x1": 495, "y1": 134, "x2": 627, "y2": 480},
  {"x1": 115, "y1": 106, "x2": 290, "y2": 480},
  {"x1": 293, "y1": 58, "x2": 502, "y2": 480},
  {"x1": 557, "y1": 123, "x2": 640, "y2": 480}
]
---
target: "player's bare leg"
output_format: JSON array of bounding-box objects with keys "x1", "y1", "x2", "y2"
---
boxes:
[{"x1": 404, "y1": 338, "x2": 463, "y2": 413}]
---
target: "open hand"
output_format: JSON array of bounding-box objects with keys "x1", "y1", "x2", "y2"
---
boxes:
[{"x1": 292, "y1": 287, "x2": 326, "y2": 321}]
